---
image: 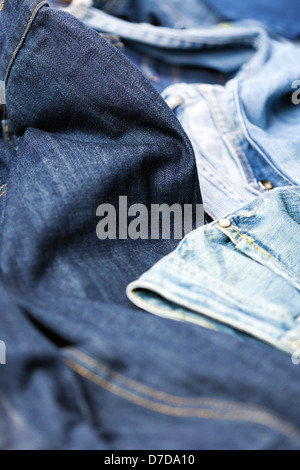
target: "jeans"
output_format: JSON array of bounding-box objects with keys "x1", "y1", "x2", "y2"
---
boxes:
[
  {"x1": 92, "y1": 0, "x2": 223, "y2": 30},
  {"x1": 1, "y1": 0, "x2": 300, "y2": 450},
  {"x1": 62, "y1": 4, "x2": 271, "y2": 76},
  {"x1": 127, "y1": 187, "x2": 300, "y2": 355},
  {"x1": 98, "y1": 33, "x2": 225, "y2": 93},
  {"x1": 161, "y1": 35, "x2": 300, "y2": 219},
  {"x1": 205, "y1": 0, "x2": 300, "y2": 39}
]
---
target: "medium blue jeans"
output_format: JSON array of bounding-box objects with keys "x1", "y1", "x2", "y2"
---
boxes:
[{"x1": 205, "y1": 0, "x2": 300, "y2": 39}]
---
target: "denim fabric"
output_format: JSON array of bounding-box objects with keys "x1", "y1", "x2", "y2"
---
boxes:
[
  {"x1": 162, "y1": 36, "x2": 300, "y2": 219},
  {"x1": 205, "y1": 0, "x2": 300, "y2": 39},
  {"x1": 63, "y1": 5, "x2": 270, "y2": 75},
  {"x1": 102, "y1": 35, "x2": 225, "y2": 93},
  {"x1": 1, "y1": 0, "x2": 300, "y2": 451},
  {"x1": 49, "y1": 2, "x2": 227, "y2": 92},
  {"x1": 92, "y1": 0, "x2": 222, "y2": 29},
  {"x1": 127, "y1": 187, "x2": 300, "y2": 355}
]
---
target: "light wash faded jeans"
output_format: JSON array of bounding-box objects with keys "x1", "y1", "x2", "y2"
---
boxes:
[{"x1": 128, "y1": 187, "x2": 300, "y2": 355}]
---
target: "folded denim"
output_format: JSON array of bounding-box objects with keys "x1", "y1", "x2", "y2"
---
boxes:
[
  {"x1": 127, "y1": 187, "x2": 300, "y2": 355},
  {"x1": 98, "y1": 32, "x2": 225, "y2": 93},
  {"x1": 1, "y1": 1, "x2": 300, "y2": 451},
  {"x1": 62, "y1": 4, "x2": 271, "y2": 75},
  {"x1": 91, "y1": 0, "x2": 223, "y2": 30},
  {"x1": 49, "y1": 0, "x2": 222, "y2": 29},
  {"x1": 162, "y1": 35, "x2": 300, "y2": 219}
]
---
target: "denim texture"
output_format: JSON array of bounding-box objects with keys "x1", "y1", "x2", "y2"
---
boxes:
[
  {"x1": 105, "y1": 36, "x2": 225, "y2": 93},
  {"x1": 205, "y1": 0, "x2": 300, "y2": 39},
  {"x1": 127, "y1": 187, "x2": 300, "y2": 355},
  {"x1": 1, "y1": 0, "x2": 300, "y2": 451},
  {"x1": 92, "y1": 0, "x2": 222, "y2": 30},
  {"x1": 162, "y1": 35, "x2": 300, "y2": 219},
  {"x1": 63, "y1": 5, "x2": 271, "y2": 75}
]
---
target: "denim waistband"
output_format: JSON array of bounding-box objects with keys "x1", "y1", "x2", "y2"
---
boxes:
[{"x1": 127, "y1": 187, "x2": 300, "y2": 355}]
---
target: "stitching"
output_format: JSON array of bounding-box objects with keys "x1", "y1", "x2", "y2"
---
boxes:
[
  {"x1": 220, "y1": 223, "x2": 300, "y2": 284},
  {"x1": 222, "y1": 226, "x2": 247, "y2": 245},
  {"x1": 65, "y1": 358, "x2": 300, "y2": 441},
  {"x1": 0, "y1": 190, "x2": 7, "y2": 198},
  {"x1": 230, "y1": 225, "x2": 271, "y2": 258},
  {"x1": 67, "y1": 348, "x2": 297, "y2": 416},
  {"x1": 0, "y1": 184, "x2": 7, "y2": 191},
  {"x1": 5, "y1": 1, "x2": 47, "y2": 82},
  {"x1": 0, "y1": 0, "x2": 5, "y2": 12},
  {"x1": 154, "y1": 251, "x2": 289, "y2": 316},
  {"x1": 5, "y1": 123, "x2": 10, "y2": 143},
  {"x1": 233, "y1": 79, "x2": 293, "y2": 185},
  {"x1": 66, "y1": 348, "x2": 274, "y2": 410},
  {"x1": 195, "y1": 151, "x2": 252, "y2": 204},
  {"x1": 199, "y1": 86, "x2": 256, "y2": 186},
  {"x1": 129, "y1": 290, "x2": 218, "y2": 332}
]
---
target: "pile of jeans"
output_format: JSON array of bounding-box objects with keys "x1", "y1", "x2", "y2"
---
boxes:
[{"x1": 0, "y1": 0, "x2": 299, "y2": 450}]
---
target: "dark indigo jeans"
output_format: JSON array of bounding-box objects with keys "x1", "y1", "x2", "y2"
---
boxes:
[{"x1": 0, "y1": 1, "x2": 300, "y2": 450}]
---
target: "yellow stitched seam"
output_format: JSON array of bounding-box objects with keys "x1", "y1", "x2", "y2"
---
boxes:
[
  {"x1": 0, "y1": 0, "x2": 5, "y2": 12},
  {"x1": 0, "y1": 184, "x2": 7, "y2": 191},
  {"x1": 221, "y1": 224, "x2": 299, "y2": 283},
  {"x1": 5, "y1": 1, "x2": 47, "y2": 79},
  {"x1": 66, "y1": 347, "x2": 299, "y2": 431},
  {"x1": 5, "y1": 123, "x2": 10, "y2": 143},
  {"x1": 0, "y1": 190, "x2": 7, "y2": 198},
  {"x1": 231, "y1": 225, "x2": 271, "y2": 258},
  {"x1": 221, "y1": 227, "x2": 240, "y2": 244},
  {"x1": 68, "y1": 348, "x2": 258, "y2": 409},
  {"x1": 65, "y1": 358, "x2": 299, "y2": 440}
]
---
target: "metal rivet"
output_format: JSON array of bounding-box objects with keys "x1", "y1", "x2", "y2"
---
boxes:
[
  {"x1": 218, "y1": 218, "x2": 232, "y2": 228},
  {"x1": 259, "y1": 180, "x2": 274, "y2": 190}
]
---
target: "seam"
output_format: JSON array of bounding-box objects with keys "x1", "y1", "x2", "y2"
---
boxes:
[
  {"x1": 231, "y1": 225, "x2": 271, "y2": 258},
  {"x1": 5, "y1": 123, "x2": 10, "y2": 143},
  {"x1": 196, "y1": 155, "x2": 251, "y2": 205},
  {"x1": 222, "y1": 226, "x2": 245, "y2": 244},
  {"x1": 0, "y1": 184, "x2": 7, "y2": 191},
  {"x1": 130, "y1": 288, "x2": 186, "y2": 320},
  {"x1": 66, "y1": 348, "x2": 280, "y2": 411},
  {"x1": 233, "y1": 79, "x2": 294, "y2": 185},
  {"x1": 0, "y1": 190, "x2": 7, "y2": 198},
  {"x1": 4, "y1": 1, "x2": 47, "y2": 83},
  {"x1": 65, "y1": 357, "x2": 300, "y2": 442},
  {"x1": 0, "y1": 0, "x2": 5, "y2": 12},
  {"x1": 220, "y1": 223, "x2": 300, "y2": 284},
  {"x1": 223, "y1": 224, "x2": 300, "y2": 284},
  {"x1": 162, "y1": 254, "x2": 290, "y2": 316},
  {"x1": 129, "y1": 289, "x2": 218, "y2": 332},
  {"x1": 199, "y1": 86, "x2": 256, "y2": 186}
]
